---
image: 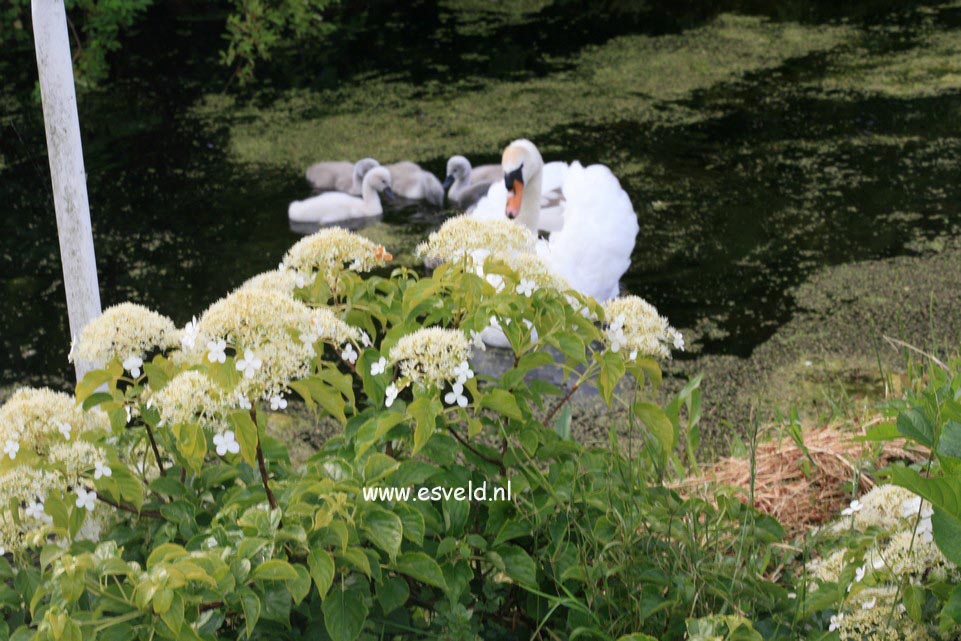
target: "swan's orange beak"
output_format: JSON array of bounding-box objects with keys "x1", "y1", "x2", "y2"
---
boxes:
[{"x1": 506, "y1": 180, "x2": 524, "y2": 220}]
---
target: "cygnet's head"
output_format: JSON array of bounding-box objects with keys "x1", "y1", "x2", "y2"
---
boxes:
[
  {"x1": 501, "y1": 139, "x2": 543, "y2": 220},
  {"x1": 353, "y1": 157, "x2": 380, "y2": 184},
  {"x1": 443, "y1": 155, "x2": 471, "y2": 190},
  {"x1": 363, "y1": 166, "x2": 395, "y2": 201}
]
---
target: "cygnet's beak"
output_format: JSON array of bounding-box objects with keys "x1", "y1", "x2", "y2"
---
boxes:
[
  {"x1": 442, "y1": 175, "x2": 455, "y2": 190},
  {"x1": 383, "y1": 186, "x2": 396, "y2": 202}
]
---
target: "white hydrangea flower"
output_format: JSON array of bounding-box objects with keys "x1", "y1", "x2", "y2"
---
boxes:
[
  {"x1": 444, "y1": 382, "x2": 468, "y2": 408},
  {"x1": 3, "y1": 439, "x2": 19, "y2": 460},
  {"x1": 828, "y1": 613, "x2": 843, "y2": 632},
  {"x1": 94, "y1": 461, "x2": 112, "y2": 480},
  {"x1": 235, "y1": 349, "x2": 263, "y2": 379},
  {"x1": 207, "y1": 339, "x2": 227, "y2": 364},
  {"x1": 236, "y1": 393, "x2": 252, "y2": 410},
  {"x1": 360, "y1": 331, "x2": 372, "y2": 348},
  {"x1": 469, "y1": 330, "x2": 486, "y2": 352},
  {"x1": 854, "y1": 564, "x2": 866, "y2": 582},
  {"x1": 269, "y1": 395, "x2": 287, "y2": 411},
  {"x1": 671, "y1": 329, "x2": 685, "y2": 351},
  {"x1": 75, "y1": 487, "x2": 97, "y2": 511},
  {"x1": 516, "y1": 278, "x2": 536, "y2": 297},
  {"x1": 57, "y1": 421, "x2": 72, "y2": 440},
  {"x1": 123, "y1": 355, "x2": 143, "y2": 378},
  {"x1": 385, "y1": 384, "x2": 399, "y2": 408},
  {"x1": 179, "y1": 316, "x2": 199, "y2": 350},
  {"x1": 25, "y1": 500, "x2": 46, "y2": 522},
  {"x1": 370, "y1": 357, "x2": 388, "y2": 376},
  {"x1": 213, "y1": 430, "x2": 240, "y2": 456},
  {"x1": 453, "y1": 361, "x2": 474, "y2": 385},
  {"x1": 341, "y1": 344, "x2": 358, "y2": 364},
  {"x1": 842, "y1": 499, "x2": 863, "y2": 516}
]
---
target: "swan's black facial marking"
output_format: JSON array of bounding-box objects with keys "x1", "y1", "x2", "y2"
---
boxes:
[{"x1": 504, "y1": 164, "x2": 524, "y2": 191}]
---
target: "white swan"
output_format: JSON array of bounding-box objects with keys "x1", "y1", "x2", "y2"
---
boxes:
[
  {"x1": 305, "y1": 158, "x2": 380, "y2": 195},
  {"x1": 443, "y1": 156, "x2": 502, "y2": 210},
  {"x1": 288, "y1": 167, "x2": 395, "y2": 224},
  {"x1": 472, "y1": 139, "x2": 638, "y2": 302}
]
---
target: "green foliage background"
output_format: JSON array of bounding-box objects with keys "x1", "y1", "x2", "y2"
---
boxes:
[{"x1": 1, "y1": 0, "x2": 340, "y2": 87}]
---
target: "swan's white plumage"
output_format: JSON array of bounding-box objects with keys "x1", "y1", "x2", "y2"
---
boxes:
[
  {"x1": 288, "y1": 167, "x2": 392, "y2": 224},
  {"x1": 537, "y1": 162, "x2": 637, "y2": 301},
  {"x1": 470, "y1": 153, "x2": 637, "y2": 303}
]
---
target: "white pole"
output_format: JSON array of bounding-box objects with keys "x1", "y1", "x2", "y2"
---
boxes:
[{"x1": 32, "y1": 0, "x2": 102, "y2": 381}]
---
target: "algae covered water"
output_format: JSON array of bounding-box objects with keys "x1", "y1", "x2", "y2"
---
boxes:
[{"x1": 1, "y1": 0, "x2": 960, "y2": 390}]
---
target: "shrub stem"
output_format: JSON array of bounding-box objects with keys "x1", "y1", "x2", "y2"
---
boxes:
[
  {"x1": 144, "y1": 423, "x2": 165, "y2": 477},
  {"x1": 545, "y1": 381, "x2": 581, "y2": 424},
  {"x1": 96, "y1": 493, "x2": 161, "y2": 519},
  {"x1": 447, "y1": 425, "x2": 505, "y2": 474},
  {"x1": 250, "y1": 408, "x2": 278, "y2": 510}
]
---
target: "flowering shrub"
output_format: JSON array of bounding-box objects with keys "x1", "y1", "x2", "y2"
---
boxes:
[
  {"x1": 804, "y1": 484, "x2": 958, "y2": 641},
  {"x1": 0, "y1": 224, "x2": 802, "y2": 641},
  {"x1": 797, "y1": 357, "x2": 961, "y2": 641}
]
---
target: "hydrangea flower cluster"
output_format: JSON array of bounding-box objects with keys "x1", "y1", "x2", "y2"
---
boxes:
[
  {"x1": 68, "y1": 302, "x2": 179, "y2": 368},
  {"x1": 282, "y1": 228, "x2": 392, "y2": 286},
  {"x1": 0, "y1": 387, "x2": 108, "y2": 458},
  {"x1": 191, "y1": 289, "x2": 359, "y2": 398},
  {"x1": 809, "y1": 484, "x2": 958, "y2": 641},
  {"x1": 237, "y1": 268, "x2": 300, "y2": 296},
  {"x1": 828, "y1": 586, "x2": 928, "y2": 641},
  {"x1": 150, "y1": 370, "x2": 229, "y2": 429},
  {"x1": 388, "y1": 328, "x2": 473, "y2": 389},
  {"x1": 0, "y1": 389, "x2": 113, "y2": 554},
  {"x1": 602, "y1": 296, "x2": 683, "y2": 360},
  {"x1": 415, "y1": 215, "x2": 537, "y2": 264}
]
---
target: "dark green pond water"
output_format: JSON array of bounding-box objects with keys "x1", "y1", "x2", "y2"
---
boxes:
[{"x1": 2, "y1": 0, "x2": 960, "y2": 389}]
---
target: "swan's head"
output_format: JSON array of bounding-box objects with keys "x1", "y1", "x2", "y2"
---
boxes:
[
  {"x1": 353, "y1": 157, "x2": 380, "y2": 184},
  {"x1": 363, "y1": 166, "x2": 395, "y2": 201},
  {"x1": 443, "y1": 155, "x2": 471, "y2": 190},
  {"x1": 501, "y1": 139, "x2": 543, "y2": 221}
]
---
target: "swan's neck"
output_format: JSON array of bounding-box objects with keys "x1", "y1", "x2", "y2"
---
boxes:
[
  {"x1": 517, "y1": 171, "x2": 542, "y2": 232},
  {"x1": 362, "y1": 185, "x2": 382, "y2": 213}
]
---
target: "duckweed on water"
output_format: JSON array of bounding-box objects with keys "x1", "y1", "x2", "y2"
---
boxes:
[
  {"x1": 194, "y1": 14, "x2": 855, "y2": 168},
  {"x1": 817, "y1": 5, "x2": 961, "y2": 98}
]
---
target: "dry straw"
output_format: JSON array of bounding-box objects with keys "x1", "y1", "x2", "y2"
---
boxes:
[{"x1": 679, "y1": 418, "x2": 925, "y2": 537}]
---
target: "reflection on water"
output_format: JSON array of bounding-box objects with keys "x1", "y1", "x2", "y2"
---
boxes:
[{"x1": 1, "y1": 0, "x2": 960, "y2": 389}]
